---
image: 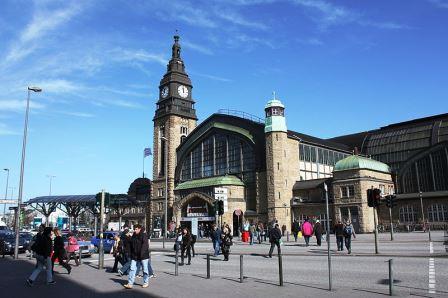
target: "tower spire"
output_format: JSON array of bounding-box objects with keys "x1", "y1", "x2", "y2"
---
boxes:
[{"x1": 172, "y1": 31, "x2": 181, "y2": 59}]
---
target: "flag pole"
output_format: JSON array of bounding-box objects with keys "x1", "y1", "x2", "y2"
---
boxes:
[{"x1": 142, "y1": 150, "x2": 145, "y2": 178}]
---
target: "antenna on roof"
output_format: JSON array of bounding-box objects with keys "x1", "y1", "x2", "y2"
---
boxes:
[{"x1": 272, "y1": 91, "x2": 276, "y2": 100}]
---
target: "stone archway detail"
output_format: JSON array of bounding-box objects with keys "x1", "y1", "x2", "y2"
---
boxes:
[{"x1": 173, "y1": 192, "x2": 215, "y2": 224}]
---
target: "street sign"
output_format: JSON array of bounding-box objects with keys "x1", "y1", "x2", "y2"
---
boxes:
[
  {"x1": 0, "y1": 200, "x2": 17, "y2": 204},
  {"x1": 214, "y1": 187, "x2": 228, "y2": 194}
]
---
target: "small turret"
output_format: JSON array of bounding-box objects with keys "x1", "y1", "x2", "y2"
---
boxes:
[{"x1": 264, "y1": 92, "x2": 287, "y2": 133}]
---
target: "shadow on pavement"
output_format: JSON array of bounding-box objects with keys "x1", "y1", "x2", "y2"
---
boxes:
[{"x1": 0, "y1": 257, "x2": 162, "y2": 298}]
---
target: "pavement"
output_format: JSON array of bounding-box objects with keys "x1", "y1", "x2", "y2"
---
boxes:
[{"x1": 0, "y1": 231, "x2": 447, "y2": 298}]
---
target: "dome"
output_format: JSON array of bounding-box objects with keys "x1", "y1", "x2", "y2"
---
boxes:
[
  {"x1": 265, "y1": 99, "x2": 285, "y2": 109},
  {"x1": 334, "y1": 155, "x2": 391, "y2": 173}
]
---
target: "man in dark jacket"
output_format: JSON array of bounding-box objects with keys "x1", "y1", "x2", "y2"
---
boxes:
[
  {"x1": 268, "y1": 224, "x2": 282, "y2": 258},
  {"x1": 27, "y1": 227, "x2": 54, "y2": 286},
  {"x1": 211, "y1": 224, "x2": 221, "y2": 257},
  {"x1": 292, "y1": 220, "x2": 300, "y2": 242},
  {"x1": 180, "y1": 228, "x2": 192, "y2": 265},
  {"x1": 313, "y1": 220, "x2": 323, "y2": 246},
  {"x1": 334, "y1": 220, "x2": 345, "y2": 251},
  {"x1": 123, "y1": 224, "x2": 151, "y2": 289},
  {"x1": 118, "y1": 229, "x2": 132, "y2": 275}
]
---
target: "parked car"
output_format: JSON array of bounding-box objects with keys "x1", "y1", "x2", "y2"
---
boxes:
[
  {"x1": 0, "y1": 233, "x2": 27, "y2": 254},
  {"x1": 90, "y1": 231, "x2": 117, "y2": 253}
]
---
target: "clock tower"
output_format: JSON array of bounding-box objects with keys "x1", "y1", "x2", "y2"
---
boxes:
[{"x1": 152, "y1": 35, "x2": 197, "y2": 230}]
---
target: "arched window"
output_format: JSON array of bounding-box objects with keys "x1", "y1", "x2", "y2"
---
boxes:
[
  {"x1": 427, "y1": 204, "x2": 448, "y2": 222},
  {"x1": 399, "y1": 205, "x2": 417, "y2": 223}
]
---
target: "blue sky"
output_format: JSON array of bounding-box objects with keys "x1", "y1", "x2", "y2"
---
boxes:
[{"x1": 0, "y1": 0, "x2": 447, "y2": 203}]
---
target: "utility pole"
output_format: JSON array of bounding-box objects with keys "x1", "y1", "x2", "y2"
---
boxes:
[
  {"x1": 373, "y1": 205, "x2": 379, "y2": 254},
  {"x1": 324, "y1": 182, "x2": 332, "y2": 291},
  {"x1": 419, "y1": 191, "x2": 431, "y2": 242},
  {"x1": 98, "y1": 190, "x2": 105, "y2": 269}
]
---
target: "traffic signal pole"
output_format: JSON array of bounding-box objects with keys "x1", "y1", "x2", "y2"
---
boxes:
[
  {"x1": 373, "y1": 206, "x2": 379, "y2": 254},
  {"x1": 388, "y1": 206, "x2": 394, "y2": 241}
]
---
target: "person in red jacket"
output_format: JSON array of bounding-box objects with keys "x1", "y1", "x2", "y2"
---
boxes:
[{"x1": 301, "y1": 217, "x2": 314, "y2": 247}]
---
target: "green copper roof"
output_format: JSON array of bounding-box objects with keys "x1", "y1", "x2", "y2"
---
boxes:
[
  {"x1": 334, "y1": 155, "x2": 391, "y2": 173},
  {"x1": 265, "y1": 99, "x2": 285, "y2": 109},
  {"x1": 175, "y1": 175, "x2": 244, "y2": 190}
]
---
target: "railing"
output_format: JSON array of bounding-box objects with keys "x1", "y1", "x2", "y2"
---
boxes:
[{"x1": 217, "y1": 109, "x2": 264, "y2": 124}]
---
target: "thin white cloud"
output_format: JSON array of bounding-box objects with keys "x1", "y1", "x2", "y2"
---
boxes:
[
  {"x1": 4, "y1": 1, "x2": 85, "y2": 63},
  {"x1": 297, "y1": 38, "x2": 324, "y2": 46},
  {"x1": 182, "y1": 41, "x2": 214, "y2": 55},
  {"x1": 427, "y1": 0, "x2": 448, "y2": 9},
  {"x1": 217, "y1": 11, "x2": 269, "y2": 30},
  {"x1": 58, "y1": 111, "x2": 95, "y2": 118},
  {"x1": 0, "y1": 123, "x2": 19, "y2": 136},
  {"x1": 0, "y1": 99, "x2": 46, "y2": 112},
  {"x1": 191, "y1": 71, "x2": 233, "y2": 82},
  {"x1": 111, "y1": 48, "x2": 167, "y2": 66},
  {"x1": 108, "y1": 99, "x2": 144, "y2": 109},
  {"x1": 293, "y1": 0, "x2": 408, "y2": 30}
]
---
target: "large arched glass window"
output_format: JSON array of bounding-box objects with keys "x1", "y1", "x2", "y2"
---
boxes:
[{"x1": 179, "y1": 132, "x2": 255, "y2": 182}]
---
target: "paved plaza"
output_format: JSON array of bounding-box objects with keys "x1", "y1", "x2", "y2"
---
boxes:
[{"x1": 1, "y1": 231, "x2": 447, "y2": 298}]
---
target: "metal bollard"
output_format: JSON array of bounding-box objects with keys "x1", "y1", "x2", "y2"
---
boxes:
[
  {"x1": 240, "y1": 255, "x2": 244, "y2": 283},
  {"x1": 79, "y1": 248, "x2": 82, "y2": 265},
  {"x1": 388, "y1": 259, "x2": 394, "y2": 296},
  {"x1": 175, "y1": 249, "x2": 179, "y2": 276},
  {"x1": 278, "y1": 253, "x2": 284, "y2": 286},
  {"x1": 206, "y1": 254, "x2": 210, "y2": 279},
  {"x1": 286, "y1": 231, "x2": 290, "y2": 242}
]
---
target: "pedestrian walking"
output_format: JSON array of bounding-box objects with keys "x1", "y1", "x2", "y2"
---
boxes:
[
  {"x1": 249, "y1": 223, "x2": 256, "y2": 245},
  {"x1": 180, "y1": 228, "x2": 192, "y2": 266},
  {"x1": 301, "y1": 218, "x2": 313, "y2": 247},
  {"x1": 51, "y1": 228, "x2": 71, "y2": 274},
  {"x1": 334, "y1": 220, "x2": 344, "y2": 251},
  {"x1": 313, "y1": 220, "x2": 323, "y2": 246},
  {"x1": 343, "y1": 220, "x2": 356, "y2": 254},
  {"x1": 111, "y1": 234, "x2": 123, "y2": 273},
  {"x1": 221, "y1": 227, "x2": 233, "y2": 261},
  {"x1": 191, "y1": 233, "x2": 197, "y2": 257},
  {"x1": 123, "y1": 224, "x2": 151, "y2": 289},
  {"x1": 256, "y1": 223, "x2": 263, "y2": 244},
  {"x1": 174, "y1": 227, "x2": 182, "y2": 254},
  {"x1": 292, "y1": 219, "x2": 300, "y2": 242},
  {"x1": 211, "y1": 224, "x2": 221, "y2": 256},
  {"x1": 118, "y1": 229, "x2": 132, "y2": 276},
  {"x1": 268, "y1": 224, "x2": 282, "y2": 258},
  {"x1": 66, "y1": 232, "x2": 80, "y2": 266},
  {"x1": 27, "y1": 227, "x2": 54, "y2": 286}
]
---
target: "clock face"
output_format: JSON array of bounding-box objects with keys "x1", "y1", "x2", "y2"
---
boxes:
[
  {"x1": 177, "y1": 85, "x2": 189, "y2": 98},
  {"x1": 161, "y1": 86, "x2": 169, "y2": 98}
]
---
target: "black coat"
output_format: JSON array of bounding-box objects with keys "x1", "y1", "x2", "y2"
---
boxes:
[
  {"x1": 130, "y1": 232, "x2": 149, "y2": 261},
  {"x1": 314, "y1": 222, "x2": 323, "y2": 236},
  {"x1": 121, "y1": 235, "x2": 131, "y2": 256},
  {"x1": 334, "y1": 223, "x2": 344, "y2": 237},
  {"x1": 182, "y1": 233, "x2": 192, "y2": 249},
  {"x1": 269, "y1": 227, "x2": 282, "y2": 243},
  {"x1": 53, "y1": 235, "x2": 66, "y2": 255},
  {"x1": 36, "y1": 233, "x2": 53, "y2": 257}
]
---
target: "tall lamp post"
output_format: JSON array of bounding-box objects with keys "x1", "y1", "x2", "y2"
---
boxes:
[
  {"x1": 160, "y1": 136, "x2": 168, "y2": 249},
  {"x1": 419, "y1": 191, "x2": 431, "y2": 241},
  {"x1": 3, "y1": 169, "x2": 9, "y2": 223},
  {"x1": 14, "y1": 86, "x2": 42, "y2": 259},
  {"x1": 46, "y1": 175, "x2": 56, "y2": 196}
]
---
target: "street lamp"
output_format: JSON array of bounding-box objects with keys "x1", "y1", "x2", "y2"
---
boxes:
[
  {"x1": 14, "y1": 86, "x2": 42, "y2": 259},
  {"x1": 419, "y1": 191, "x2": 431, "y2": 241},
  {"x1": 3, "y1": 169, "x2": 9, "y2": 222},
  {"x1": 160, "y1": 136, "x2": 168, "y2": 249},
  {"x1": 46, "y1": 175, "x2": 56, "y2": 196}
]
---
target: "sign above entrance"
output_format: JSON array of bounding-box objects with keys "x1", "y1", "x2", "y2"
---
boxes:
[
  {"x1": 214, "y1": 187, "x2": 228, "y2": 194},
  {"x1": 181, "y1": 216, "x2": 215, "y2": 222}
]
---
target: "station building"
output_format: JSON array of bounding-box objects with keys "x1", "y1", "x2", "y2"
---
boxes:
[{"x1": 148, "y1": 36, "x2": 448, "y2": 235}]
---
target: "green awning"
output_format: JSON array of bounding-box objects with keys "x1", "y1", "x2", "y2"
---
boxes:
[{"x1": 175, "y1": 175, "x2": 244, "y2": 190}]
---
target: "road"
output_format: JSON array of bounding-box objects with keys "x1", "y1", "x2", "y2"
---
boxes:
[{"x1": 0, "y1": 231, "x2": 446, "y2": 297}]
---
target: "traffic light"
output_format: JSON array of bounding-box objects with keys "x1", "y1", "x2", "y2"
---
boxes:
[
  {"x1": 373, "y1": 188, "x2": 381, "y2": 207},
  {"x1": 367, "y1": 188, "x2": 381, "y2": 207},
  {"x1": 217, "y1": 200, "x2": 224, "y2": 215},
  {"x1": 385, "y1": 195, "x2": 397, "y2": 208}
]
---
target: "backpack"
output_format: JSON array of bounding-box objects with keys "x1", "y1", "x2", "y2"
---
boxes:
[{"x1": 343, "y1": 225, "x2": 352, "y2": 236}]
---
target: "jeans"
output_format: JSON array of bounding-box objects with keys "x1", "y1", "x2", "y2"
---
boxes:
[
  {"x1": 29, "y1": 255, "x2": 53, "y2": 283},
  {"x1": 120, "y1": 257, "x2": 131, "y2": 274},
  {"x1": 128, "y1": 259, "x2": 149, "y2": 285},
  {"x1": 304, "y1": 235, "x2": 311, "y2": 246},
  {"x1": 268, "y1": 241, "x2": 281, "y2": 257},
  {"x1": 213, "y1": 241, "x2": 220, "y2": 256},
  {"x1": 344, "y1": 237, "x2": 352, "y2": 251},
  {"x1": 336, "y1": 236, "x2": 344, "y2": 251},
  {"x1": 249, "y1": 232, "x2": 254, "y2": 245}
]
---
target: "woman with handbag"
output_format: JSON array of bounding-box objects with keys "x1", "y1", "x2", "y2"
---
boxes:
[{"x1": 51, "y1": 228, "x2": 71, "y2": 274}]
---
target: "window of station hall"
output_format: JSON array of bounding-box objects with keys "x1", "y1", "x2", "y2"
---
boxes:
[
  {"x1": 179, "y1": 132, "x2": 255, "y2": 182},
  {"x1": 299, "y1": 143, "x2": 349, "y2": 180},
  {"x1": 427, "y1": 204, "x2": 448, "y2": 222},
  {"x1": 399, "y1": 205, "x2": 417, "y2": 223}
]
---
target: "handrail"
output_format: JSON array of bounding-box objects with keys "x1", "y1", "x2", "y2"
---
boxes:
[{"x1": 217, "y1": 109, "x2": 264, "y2": 124}]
